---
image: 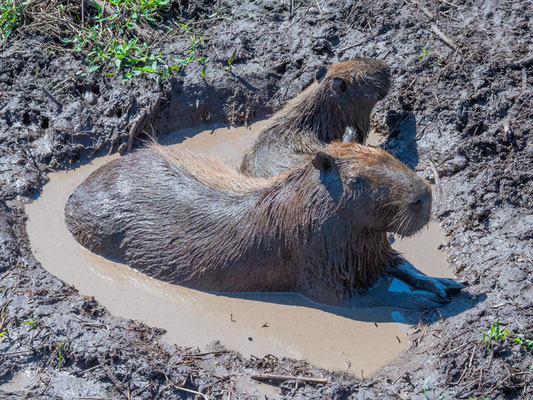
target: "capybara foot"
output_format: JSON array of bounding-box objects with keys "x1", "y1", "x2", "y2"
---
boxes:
[
  {"x1": 389, "y1": 261, "x2": 465, "y2": 300},
  {"x1": 354, "y1": 290, "x2": 449, "y2": 310}
]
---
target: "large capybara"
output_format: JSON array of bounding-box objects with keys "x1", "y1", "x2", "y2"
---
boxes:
[
  {"x1": 65, "y1": 142, "x2": 463, "y2": 306},
  {"x1": 240, "y1": 58, "x2": 391, "y2": 177}
]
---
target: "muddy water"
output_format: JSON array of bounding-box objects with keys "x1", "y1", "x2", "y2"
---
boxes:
[{"x1": 25, "y1": 122, "x2": 454, "y2": 376}]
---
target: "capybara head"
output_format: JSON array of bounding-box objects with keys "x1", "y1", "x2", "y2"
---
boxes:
[
  {"x1": 309, "y1": 142, "x2": 431, "y2": 237},
  {"x1": 308, "y1": 58, "x2": 391, "y2": 142}
]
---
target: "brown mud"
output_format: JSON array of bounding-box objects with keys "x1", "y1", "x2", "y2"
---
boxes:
[{"x1": 1, "y1": 0, "x2": 532, "y2": 399}]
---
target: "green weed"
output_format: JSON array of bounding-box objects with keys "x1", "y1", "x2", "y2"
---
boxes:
[
  {"x1": 174, "y1": 35, "x2": 207, "y2": 78},
  {"x1": 422, "y1": 377, "x2": 445, "y2": 400},
  {"x1": 482, "y1": 318, "x2": 533, "y2": 351},
  {"x1": 0, "y1": 1, "x2": 28, "y2": 41},
  {"x1": 482, "y1": 318, "x2": 510, "y2": 348},
  {"x1": 226, "y1": 50, "x2": 236, "y2": 71},
  {"x1": 64, "y1": 27, "x2": 167, "y2": 80},
  {"x1": 512, "y1": 334, "x2": 533, "y2": 350},
  {"x1": 0, "y1": 329, "x2": 8, "y2": 336},
  {"x1": 103, "y1": 0, "x2": 170, "y2": 25},
  {"x1": 61, "y1": 0, "x2": 180, "y2": 80},
  {"x1": 55, "y1": 341, "x2": 68, "y2": 369},
  {"x1": 20, "y1": 318, "x2": 38, "y2": 329},
  {"x1": 175, "y1": 20, "x2": 192, "y2": 33},
  {"x1": 419, "y1": 48, "x2": 434, "y2": 59}
]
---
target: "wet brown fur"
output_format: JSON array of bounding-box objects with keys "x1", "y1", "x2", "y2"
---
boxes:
[
  {"x1": 65, "y1": 142, "x2": 431, "y2": 306},
  {"x1": 240, "y1": 58, "x2": 391, "y2": 177}
]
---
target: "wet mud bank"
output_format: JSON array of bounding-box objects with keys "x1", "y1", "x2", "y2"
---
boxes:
[{"x1": 1, "y1": 0, "x2": 532, "y2": 398}]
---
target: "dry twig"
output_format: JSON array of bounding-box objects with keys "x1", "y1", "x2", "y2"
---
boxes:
[{"x1": 250, "y1": 374, "x2": 328, "y2": 385}]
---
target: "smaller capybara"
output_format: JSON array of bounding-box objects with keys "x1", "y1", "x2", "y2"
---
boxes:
[
  {"x1": 65, "y1": 142, "x2": 463, "y2": 307},
  {"x1": 240, "y1": 58, "x2": 391, "y2": 177}
]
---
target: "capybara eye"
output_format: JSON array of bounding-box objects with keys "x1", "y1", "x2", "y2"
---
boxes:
[{"x1": 332, "y1": 77, "x2": 347, "y2": 93}]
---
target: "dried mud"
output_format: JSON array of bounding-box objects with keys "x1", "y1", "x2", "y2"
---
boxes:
[{"x1": 1, "y1": 0, "x2": 532, "y2": 399}]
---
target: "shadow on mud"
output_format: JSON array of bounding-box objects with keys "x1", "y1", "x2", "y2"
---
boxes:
[
  {"x1": 381, "y1": 110, "x2": 420, "y2": 169},
  {"x1": 216, "y1": 274, "x2": 483, "y2": 327}
]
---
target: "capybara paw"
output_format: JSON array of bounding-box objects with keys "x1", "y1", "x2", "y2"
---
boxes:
[
  {"x1": 404, "y1": 275, "x2": 464, "y2": 300},
  {"x1": 392, "y1": 290, "x2": 449, "y2": 309}
]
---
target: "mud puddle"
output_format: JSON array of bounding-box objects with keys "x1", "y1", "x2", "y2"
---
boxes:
[{"x1": 25, "y1": 122, "x2": 454, "y2": 377}]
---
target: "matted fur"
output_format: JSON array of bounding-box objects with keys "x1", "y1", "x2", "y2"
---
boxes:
[
  {"x1": 65, "y1": 142, "x2": 431, "y2": 306},
  {"x1": 240, "y1": 58, "x2": 391, "y2": 178}
]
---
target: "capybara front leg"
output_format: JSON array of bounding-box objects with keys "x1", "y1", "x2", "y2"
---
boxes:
[{"x1": 389, "y1": 260, "x2": 465, "y2": 299}]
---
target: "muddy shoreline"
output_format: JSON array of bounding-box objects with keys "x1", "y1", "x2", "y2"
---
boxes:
[{"x1": 1, "y1": 0, "x2": 532, "y2": 398}]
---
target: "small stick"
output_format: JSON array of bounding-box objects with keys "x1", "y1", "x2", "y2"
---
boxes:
[
  {"x1": 250, "y1": 374, "x2": 328, "y2": 385},
  {"x1": 429, "y1": 159, "x2": 443, "y2": 201},
  {"x1": 438, "y1": 341, "x2": 470, "y2": 357},
  {"x1": 314, "y1": 0, "x2": 322, "y2": 14},
  {"x1": 127, "y1": 111, "x2": 146, "y2": 152},
  {"x1": 174, "y1": 386, "x2": 210, "y2": 399},
  {"x1": 183, "y1": 351, "x2": 225, "y2": 358},
  {"x1": 0, "y1": 345, "x2": 46, "y2": 357},
  {"x1": 415, "y1": 1, "x2": 434, "y2": 19},
  {"x1": 337, "y1": 40, "x2": 365, "y2": 53},
  {"x1": 81, "y1": 0, "x2": 85, "y2": 25},
  {"x1": 507, "y1": 55, "x2": 533, "y2": 69},
  {"x1": 73, "y1": 364, "x2": 101, "y2": 376},
  {"x1": 431, "y1": 24, "x2": 457, "y2": 50},
  {"x1": 467, "y1": 343, "x2": 477, "y2": 369},
  {"x1": 42, "y1": 87, "x2": 63, "y2": 109},
  {"x1": 490, "y1": 302, "x2": 513, "y2": 309},
  {"x1": 74, "y1": 397, "x2": 111, "y2": 400}
]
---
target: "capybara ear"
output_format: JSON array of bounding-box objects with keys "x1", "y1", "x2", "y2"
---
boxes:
[
  {"x1": 332, "y1": 77, "x2": 347, "y2": 93},
  {"x1": 312, "y1": 150, "x2": 336, "y2": 171},
  {"x1": 315, "y1": 65, "x2": 328, "y2": 82}
]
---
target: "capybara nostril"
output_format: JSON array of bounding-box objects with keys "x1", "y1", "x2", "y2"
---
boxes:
[
  {"x1": 410, "y1": 197, "x2": 425, "y2": 211},
  {"x1": 409, "y1": 187, "x2": 432, "y2": 211}
]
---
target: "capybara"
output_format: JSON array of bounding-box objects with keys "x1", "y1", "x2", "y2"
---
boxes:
[
  {"x1": 65, "y1": 142, "x2": 463, "y2": 306},
  {"x1": 240, "y1": 58, "x2": 391, "y2": 177}
]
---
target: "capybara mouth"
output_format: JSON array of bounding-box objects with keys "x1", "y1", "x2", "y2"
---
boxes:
[{"x1": 390, "y1": 208, "x2": 432, "y2": 238}]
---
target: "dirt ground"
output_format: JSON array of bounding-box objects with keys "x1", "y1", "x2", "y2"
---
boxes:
[{"x1": 1, "y1": 0, "x2": 532, "y2": 398}]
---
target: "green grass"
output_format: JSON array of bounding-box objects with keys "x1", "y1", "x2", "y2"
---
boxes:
[
  {"x1": 56, "y1": 341, "x2": 68, "y2": 369},
  {"x1": 2, "y1": 1, "x2": 209, "y2": 81},
  {"x1": 422, "y1": 376, "x2": 445, "y2": 400},
  {"x1": 174, "y1": 35, "x2": 207, "y2": 78},
  {"x1": 482, "y1": 318, "x2": 533, "y2": 351},
  {"x1": 512, "y1": 334, "x2": 533, "y2": 350},
  {"x1": 100, "y1": 0, "x2": 170, "y2": 25},
  {"x1": 60, "y1": 1, "x2": 207, "y2": 81},
  {"x1": 482, "y1": 318, "x2": 510, "y2": 348},
  {"x1": 0, "y1": 1, "x2": 28, "y2": 41},
  {"x1": 20, "y1": 317, "x2": 38, "y2": 329},
  {"x1": 419, "y1": 48, "x2": 434, "y2": 59},
  {"x1": 225, "y1": 50, "x2": 236, "y2": 71}
]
